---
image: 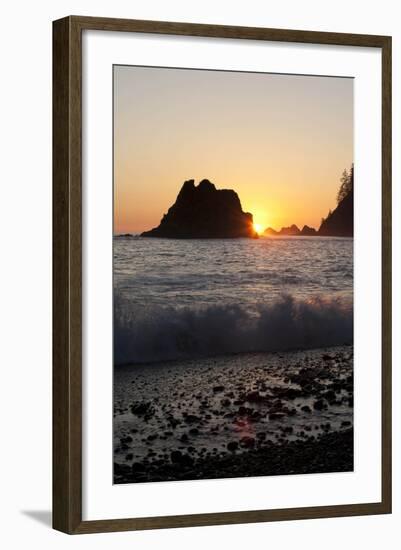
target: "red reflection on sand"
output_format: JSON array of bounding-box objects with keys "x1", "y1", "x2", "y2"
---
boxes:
[{"x1": 233, "y1": 416, "x2": 255, "y2": 438}]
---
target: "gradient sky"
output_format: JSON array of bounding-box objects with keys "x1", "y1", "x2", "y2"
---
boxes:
[{"x1": 114, "y1": 65, "x2": 353, "y2": 234}]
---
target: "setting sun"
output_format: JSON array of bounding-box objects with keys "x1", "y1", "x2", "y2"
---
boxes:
[{"x1": 253, "y1": 222, "x2": 264, "y2": 234}]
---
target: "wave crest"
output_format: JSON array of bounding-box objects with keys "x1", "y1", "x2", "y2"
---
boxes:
[{"x1": 114, "y1": 294, "x2": 353, "y2": 365}]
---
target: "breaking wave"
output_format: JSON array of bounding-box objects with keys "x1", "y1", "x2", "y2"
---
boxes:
[{"x1": 114, "y1": 294, "x2": 353, "y2": 366}]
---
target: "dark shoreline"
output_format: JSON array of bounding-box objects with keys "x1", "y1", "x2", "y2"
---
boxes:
[
  {"x1": 114, "y1": 428, "x2": 353, "y2": 484},
  {"x1": 114, "y1": 343, "x2": 353, "y2": 369}
]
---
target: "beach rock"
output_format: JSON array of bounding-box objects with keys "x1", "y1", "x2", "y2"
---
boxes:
[
  {"x1": 168, "y1": 417, "x2": 181, "y2": 428},
  {"x1": 237, "y1": 406, "x2": 255, "y2": 417},
  {"x1": 269, "y1": 399, "x2": 284, "y2": 412},
  {"x1": 240, "y1": 436, "x2": 255, "y2": 448},
  {"x1": 227, "y1": 441, "x2": 239, "y2": 452},
  {"x1": 269, "y1": 412, "x2": 285, "y2": 420},
  {"x1": 290, "y1": 368, "x2": 315, "y2": 386},
  {"x1": 313, "y1": 399, "x2": 327, "y2": 411},
  {"x1": 114, "y1": 462, "x2": 131, "y2": 475},
  {"x1": 131, "y1": 462, "x2": 145, "y2": 473},
  {"x1": 246, "y1": 390, "x2": 267, "y2": 403},
  {"x1": 275, "y1": 387, "x2": 303, "y2": 400},
  {"x1": 282, "y1": 426, "x2": 293, "y2": 434},
  {"x1": 213, "y1": 385, "x2": 225, "y2": 393},
  {"x1": 171, "y1": 451, "x2": 194, "y2": 467},
  {"x1": 141, "y1": 179, "x2": 257, "y2": 239},
  {"x1": 184, "y1": 414, "x2": 200, "y2": 424},
  {"x1": 130, "y1": 402, "x2": 154, "y2": 416},
  {"x1": 322, "y1": 390, "x2": 336, "y2": 402},
  {"x1": 170, "y1": 450, "x2": 183, "y2": 463}
]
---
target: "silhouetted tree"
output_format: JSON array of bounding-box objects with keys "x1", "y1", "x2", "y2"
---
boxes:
[{"x1": 337, "y1": 163, "x2": 354, "y2": 204}]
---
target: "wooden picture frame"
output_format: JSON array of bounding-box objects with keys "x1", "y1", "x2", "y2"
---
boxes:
[{"x1": 53, "y1": 15, "x2": 392, "y2": 534}]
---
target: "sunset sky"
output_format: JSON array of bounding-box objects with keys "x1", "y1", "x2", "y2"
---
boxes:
[{"x1": 114, "y1": 65, "x2": 353, "y2": 234}]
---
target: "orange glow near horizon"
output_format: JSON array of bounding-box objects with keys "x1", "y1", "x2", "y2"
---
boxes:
[
  {"x1": 253, "y1": 222, "x2": 264, "y2": 235},
  {"x1": 114, "y1": 66, "x2": 353, "y2": 235}
]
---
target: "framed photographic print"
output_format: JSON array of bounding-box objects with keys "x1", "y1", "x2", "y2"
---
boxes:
[{"x1": 53, "y1": 16, "x2": 392, "y2": 534}]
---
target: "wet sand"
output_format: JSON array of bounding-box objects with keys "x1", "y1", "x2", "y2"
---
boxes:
[{"x1": 114, "y1": 345, "x2": 353, "y2": 484}]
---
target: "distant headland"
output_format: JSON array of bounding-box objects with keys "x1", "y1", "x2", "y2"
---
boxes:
[
  {"x1": 264, "y1": 188, "x2": 353, "y2": 238},
  {"x1": 318, "y1": 185, "x2": 353, "y2": 237},
  {"x1": 265, "y1": 166, "x2": 354, "y2": 238},
  {"x1": 141, "y1": 179, "x2": 258, "y2": 239}
]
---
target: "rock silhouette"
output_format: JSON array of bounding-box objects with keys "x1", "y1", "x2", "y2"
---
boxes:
[
  {"x1": 264, "y1": 227, "x2": 279, "y2": 236},
  {"x1": 300, "y1": 225, "x2": 317, "y2": 236},
  {"x1": 264, "y1": 190, "x2": 353, "y2": 238},
  {"x1": 141, "y1": 179, "x2": 257, "y2": 239},
  {"x1": 265, "y1": 224, "x2": 303, "y2": 236},
  {"x1": 279, "y1": 224, "x2": 301, "y2": 236},
  {"x1": 318, "y1": 189, "x2": 353, "y2": 237}
]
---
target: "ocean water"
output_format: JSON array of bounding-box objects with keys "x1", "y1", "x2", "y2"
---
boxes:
[{"x1": 114, "y1": 236, "x2": 353, "y2": 366}]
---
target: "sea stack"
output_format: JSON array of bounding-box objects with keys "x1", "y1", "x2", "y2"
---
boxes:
[
  {"x1": 278, "y1": 224, "x2": 301, "y2": 236},
  {"x1": 141, "y1": 179, "x2": 258, "y2": 239},
  {"x1": 265, "y1": 224, "x2": 302, "y2": 237},
  {"x1": 264, "y1": 227, "x2": 279, "y2": 236},
  {"x1": 300, "y1": 225, "x2": 317, "y2": 236}
]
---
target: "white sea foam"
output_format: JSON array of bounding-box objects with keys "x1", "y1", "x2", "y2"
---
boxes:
[
  {"x1": 113, "y1": 237, "x2": 353, "y2": 365},
  {"x1": 114, "y1": 294, "x2": 353, "y2": 365}
]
